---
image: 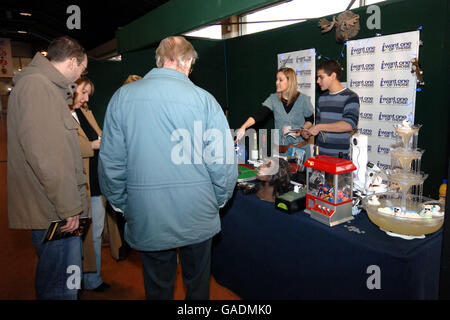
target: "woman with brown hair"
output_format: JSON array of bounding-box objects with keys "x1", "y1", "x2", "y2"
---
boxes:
[
  {"x1": 69, "y1": 77, "x2": 114, "y2": 292},
  {"x1": 235, "y1": 67, "x2": 314, "y2": 157}
]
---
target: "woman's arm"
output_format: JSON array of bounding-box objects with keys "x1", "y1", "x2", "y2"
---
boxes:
[{"x1": 235, "y1": 117, "x2": 256, "y2": 142}]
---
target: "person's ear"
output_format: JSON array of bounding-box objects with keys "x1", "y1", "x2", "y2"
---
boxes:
[
  {"x1": 69, "y1": 57, "x2": 77, "y2": 70},
  {"x1": 187, "y1": 58, "x2": 194, "y2": 75}
]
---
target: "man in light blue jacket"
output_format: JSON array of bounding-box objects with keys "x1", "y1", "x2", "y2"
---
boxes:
[{"x1": 98, "y1": 36, "x2": 237, "y2": 300}]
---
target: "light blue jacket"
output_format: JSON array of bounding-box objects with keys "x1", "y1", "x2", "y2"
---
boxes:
[{"x1": 98, "y1": 68, "x2": 238, "y2": 251}]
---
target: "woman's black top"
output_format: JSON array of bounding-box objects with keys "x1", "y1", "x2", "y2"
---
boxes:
[{"x1": 75, "y1": 108, "x2": 101, "y2": 197}]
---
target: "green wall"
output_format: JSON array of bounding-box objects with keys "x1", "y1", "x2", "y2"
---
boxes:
[
  {"x1": 89, "y1": 0, "x2": 449, "y2": 198},
  {"x1": 87, "y1": 61, "x2": 125, "y2": 128},
  {"x1": 88, "y1": 38, "x2": 227, "y2": 128}
]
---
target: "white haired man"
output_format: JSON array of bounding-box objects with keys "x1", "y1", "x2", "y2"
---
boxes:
[{"x1": 99, "y1": 36, "x2": 237, "y2": 300}]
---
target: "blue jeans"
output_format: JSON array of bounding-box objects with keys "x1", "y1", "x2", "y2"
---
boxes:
[
  {"x1": 31, "y1": 229, "x2": 82, "y2": 300},
  {"x1": 140, "y1": 238, "x2": 212, "y2": 300},
  {"x1": 83, "y1": 195, "x2": 106, "y2": 289}
]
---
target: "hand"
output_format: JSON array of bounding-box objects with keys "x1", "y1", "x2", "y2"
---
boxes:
[
  {"x1": 60, "y1": 215, "x2": 80, "y2": 233},
  {"x1": 235, "y1": 128, "x2": 246, "y2": 143},
  {"x1": 305, "y1": 125, "x2": 321, "y2": 136},
  {"x1": 91, "y1": 139, "x2": 101, "y2": 150},
  {"x1": 300, "y1": 129, "x2": 312, "y2": 139},
  {"x1": 292, "y1": 129, "x2": 303, "y2": 137}
]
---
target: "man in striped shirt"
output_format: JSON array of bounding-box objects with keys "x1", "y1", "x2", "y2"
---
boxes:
[{"x1": 304, "y1": 60, "x2": 360, "y2": 159}]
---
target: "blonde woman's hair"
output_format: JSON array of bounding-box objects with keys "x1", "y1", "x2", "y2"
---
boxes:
[
  {"x1": 123, "y1": 74, "x2": 142, "y2": 85},
  {"x1": 276, "y1": 67, "x2": 299, "y2": 105},
  {"x1": 155, "y1": 36, "x2": 198, "y2": 69}
]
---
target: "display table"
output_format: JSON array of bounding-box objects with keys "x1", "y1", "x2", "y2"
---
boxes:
[{"x1": 211, "y1": 190, "x2": 443, "y2": 299}]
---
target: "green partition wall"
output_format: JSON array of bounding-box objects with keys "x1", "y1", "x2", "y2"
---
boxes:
[
  {"x1": 88, "y1": 38, "x2": 227, "y2": 128},
  {"x1": 86, "y1": 61, "x2": 125, "y2": 128}
]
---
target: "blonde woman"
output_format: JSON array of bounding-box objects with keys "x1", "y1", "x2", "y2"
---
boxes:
[
  {"x1": 235, "y1": 67, "x2": 314, "y2": 155},
  {"x1": 123, "y1": 74, "x2": 142, "y2": 85}
]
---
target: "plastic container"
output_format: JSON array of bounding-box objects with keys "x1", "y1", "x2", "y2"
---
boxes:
[{"x1": 439, "y1": 179, "x2": 447, "y2": 204}]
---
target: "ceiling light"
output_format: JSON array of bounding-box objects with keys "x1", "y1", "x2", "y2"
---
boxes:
[
  {"x1": 20, "y1": 12, "x2": 32, "y2": 17},
  {"x1": 17, "y1": 30, "x2": 28, "y2": 34}
]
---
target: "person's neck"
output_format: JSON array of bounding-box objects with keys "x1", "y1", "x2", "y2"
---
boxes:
[
  {"x1": 51, "y1": 61, "x2": 71, "y2": 81},
  {"x1": 256, "y1": 182, "x2": 275, "y2": 202},
  {"x1": 70, "y1": 104, "x2": 81, "y2": 112},
  {"x1": 328, "y1": 82, "x2": 345, "y2": 94},
  {"x1": 162, "y1": 60, "x2": 189, "y2": 76}
]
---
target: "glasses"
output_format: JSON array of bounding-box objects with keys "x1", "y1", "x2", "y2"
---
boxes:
[{"x1": 79, "y1": 61, "x2": 88, "y2": 75}]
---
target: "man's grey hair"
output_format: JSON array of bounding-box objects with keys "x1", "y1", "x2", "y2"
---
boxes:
[{"x1": 155, "y1": 36, "x2": 198, "y2": 69}]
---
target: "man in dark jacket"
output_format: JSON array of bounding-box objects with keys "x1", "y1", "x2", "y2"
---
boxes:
[{"x1": 7, "y1": 36, "x2": 90, "y2": 300}]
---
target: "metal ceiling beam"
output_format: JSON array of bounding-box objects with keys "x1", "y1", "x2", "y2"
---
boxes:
[{"x1": 346, "y1": 0, "x2": 358, "y2": 10}]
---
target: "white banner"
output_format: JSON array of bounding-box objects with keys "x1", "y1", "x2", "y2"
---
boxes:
[
  {"x1": 277, "y1": 48, "x2": 316, "y2": 111},
  {"x1": 347, "y1": 31, "x2": 420, "y2": 170},
  {"x1": 0, "y1": 38, "x2": 13, "y2": 78}
]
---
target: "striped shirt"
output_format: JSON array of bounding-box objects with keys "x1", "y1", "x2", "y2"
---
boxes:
[{"x1": 316, "y1": 88, "x2": 360, "y2": 158}]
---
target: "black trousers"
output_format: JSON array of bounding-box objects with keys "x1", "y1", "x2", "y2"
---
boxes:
[{"x1": 139, "y1": 237, "x2": 212, "y2": 300}]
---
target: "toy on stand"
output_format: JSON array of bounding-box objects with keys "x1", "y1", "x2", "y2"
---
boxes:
[{"x1": 304, "y1": 155, "x2": 356, "y2": 226}]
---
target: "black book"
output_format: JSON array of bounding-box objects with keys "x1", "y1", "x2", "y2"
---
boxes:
[{"x1": 42, "y1": 217, "x2": 91, "y2": 243}]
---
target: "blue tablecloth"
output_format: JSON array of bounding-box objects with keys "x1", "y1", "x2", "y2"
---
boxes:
[{"x1": 211, "y1": 190, "x2": 443, "y2": 299}]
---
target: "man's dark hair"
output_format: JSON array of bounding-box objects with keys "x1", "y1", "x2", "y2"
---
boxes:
[
  {"x1": 317, "y1": 59, "x2": 343, "y2": 81},
  {"x1": 47, "y1": 36, "x2": 86, "y2": 64}
]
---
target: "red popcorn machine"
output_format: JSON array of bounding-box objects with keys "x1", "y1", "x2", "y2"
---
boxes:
[{"x1": 304, "y1": 155, "x2": 356, "y2": 226}]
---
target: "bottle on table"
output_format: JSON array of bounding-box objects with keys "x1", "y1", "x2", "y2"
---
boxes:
[
  {"x1": 250, "y1": 132, "x2": 258, "y2": 161},
  {"x1": 439, "y1": 179, "x2": 447, "y2": 206}
]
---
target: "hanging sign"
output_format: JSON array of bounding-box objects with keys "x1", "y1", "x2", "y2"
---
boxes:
[
  {"x1": 347, "y1": 31, "x2": 420, "y2": 169},
  {"x1": 0, "y1": 38, "x2": 13, "y2": 78}
]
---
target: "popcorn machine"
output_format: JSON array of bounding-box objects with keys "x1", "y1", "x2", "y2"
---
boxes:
[{"x1": 304, "y1": 155, "x2": 356, "y2": 226}]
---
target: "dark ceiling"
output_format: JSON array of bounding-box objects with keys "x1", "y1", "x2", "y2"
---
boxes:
[{"x1": 0, "y1": 0, "x2": 170, "y2": 52}]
